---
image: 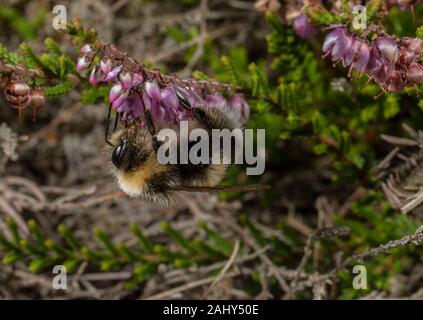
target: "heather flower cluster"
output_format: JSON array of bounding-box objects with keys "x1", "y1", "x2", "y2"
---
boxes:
[
  {"x1": 0, "y1": 63, "x2": 46, "y2": 117},
  {"x1": 76, "y1": 43, "x2": 250, "y2": 124},
  {"x1": 323, "y1": 26, "x2": 423, "y2": 92}
]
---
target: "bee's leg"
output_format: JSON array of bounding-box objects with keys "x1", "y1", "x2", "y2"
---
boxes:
[
  {"x1": 144, "y1": 110, "x2": 161, "y2": 152},
  {"x1": 175, "y1": 88, "x2": 213, "y2": 130}
]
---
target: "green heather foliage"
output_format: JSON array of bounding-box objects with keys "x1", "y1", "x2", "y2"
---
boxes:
[{"x1": 1, "y1": 1, "x2": 423, "y2": 299}]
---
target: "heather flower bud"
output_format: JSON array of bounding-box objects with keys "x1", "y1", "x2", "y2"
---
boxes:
[
  {"x1": 80, "y1": 44, "x2": 92, "y2": 54},
  {"x1": 205, "y1": 93, "x2": 227, "y2": 111},
  {"x1": 103, "y1": 65, "x2": 122, "y2": 82},
  {"x1": 142, "y1": 91, "x2": 153, "y2": 112},
  {"x1": 119, "y1": 72, "x2": 133, "y2": 90},
  {"x1": 366, "y1": 47, "x2": 383, "y2": 75},
  {"x1": 160, "y1": 87, "x2": 179, "y2": 110},
  {"x1": 76, "y1": 56, "x2": 90, "y2": 72},
  {"x1": 228, "y1": 95, "x2": 250, "y2": 122},
  {"x1": 332, "y1": 31, "x2": 353, "y2": 61},
  {"x1": 342, "y1": 39, "x2": 359, "y2": 67},
  {"x1": 407, "y1": 63, "x2": 423, "y2": 84},
  {"x1": 89, "y1": 65, "x2": 101, "y2": 84},
  {"x1": 322, "y1": 27, "x2": 353, "y2": 62},
  {"x1": 323, "y1": 27, "x2": 346, "y2": 55},
  {"x1": 29, "y1": 87, "x2": 46, "y2": 109},
  {"x1": 387, "y1": 72, "x2": 405, "y2": 92},
  {"x1": 376, "y1": 37, "x2": 398, "y2": 63},
  {"x1": 118, "y1": 72, "x2": 142, "y2": 90},
  {"x1": 120, "y1": 95, "x2": 144, "y2": 120},
  {"x1": 131, "y1": 73, "x2": 143, "y2": 88},
  {"x1": 293, "y1": 14, "x2": 317, "y2": 39},
  {"x1": 401, "y1": 38, "x2": 423, "y2": 55},
  {"x1": 109, "y1": 83, "x2": 123, "y2": 103},
  {"x1": 399, "y1": 48, "x2": 416, "y2": 64},
  {"x1": 352, "y1": 40, "x2": 370, "y2": 72},
  {"x1": 321, "y1": 26, "x2": 423, "y2": 92},
  {"x1": 373, "y1": 65, "x2": 390, "y2": 83},
  {"x1": 112, "y1": 92, "x2": 128, "y2": 110},
  {"x1": 145, "y1": 81, "x2": 161, "y2": 103},
  {"x1": 4, "y1": 81, "x2": 31, "y2": 109},
  {"x1": 100, "y1": 59, "x2": 112, "y2": 74}
]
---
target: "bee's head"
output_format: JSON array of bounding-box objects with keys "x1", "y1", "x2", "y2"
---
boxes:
[
  {"x1": 108, "y1": 125, "x2": 153, "y2": 173},
  {"x1": 106, "y1": 124, "x2": 171, "y2": 201}
]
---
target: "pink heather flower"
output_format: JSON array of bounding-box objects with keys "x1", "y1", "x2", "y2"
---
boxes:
[
  {"x1": 119, "y1": 72, "x2": 143, "y2": 91},
  {"x1": 89, "y1": 61, "x2": 122, "y2": 84},
  {"x1": 112, "y1": 92, "x2": 128, "y2": 110},
  {"x1": 365, "y1": 47, "x2": 383, "y2": 74},
  {"x1": 80, "y1": 44, "x2": 92, "y2": 54},
  {"x1": 89, "y1": 65, "x2": 101, "y2": 84},
  {"x1": 103, "y1": 65, "x2": 122, "y2": 82},
  {"x1": 76, "y1": 56, "x2": 90, "y2": 72},
  {"x1": 352, "y1": 40, "x2": 371, "y2": 72},
  {"x1": 399, "y1": 47, "x2": 417, "y2": 64},
  {"x1": 228, "y1": 95, "x2": 250, "y2": 122},
  {"x1": 375, "y1": 38, "x2": 398, "y2": 63},
  {"x1": 109, "y1": 83, "x2": 123, "y2": 103},
  {"x1": 119, "y1": 72, "x2": 132, "y2": 90},
  {"x1": 100, "y1": 59, "x2": 112, "y2": 74},
  {"x1": 144, "y1": 81, "x2": 161, "y2": 103},
  {"x1": 407, "y1": 63, "x2": 423, "y2": 84},
  {"x1": 205, "y1": 93, "x2": 227, "y2": 111},
  {"x1": 119, "y1": 95, "x2": 144, "y2": 120},
  {"x1": 293, "y1": 14, "x2": 317, "y2": 39},
  {"x1": 323, "y1": 27, "x2": 347, "y2": 57},
  {"x1": 160, "y1": 87, "x2": 180, "y2": 120},
  {"x1": 387, "y1": 71, "x2": 405, "y2": 92},
  {"x1": 342, "y1": 38, "x2": 359, "y2": 67},
  {"x1": 142, "y1": 82, "x2": 167, "y2": 122},
  {"x1": 401, "y1": 38, "x2": 423, "y2": 55}
]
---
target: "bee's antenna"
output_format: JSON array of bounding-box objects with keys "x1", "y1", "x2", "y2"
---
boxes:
[
  {"x1": 113, "y1": 110, "x2": 120, "y2": 132},
  {"x1": 105, "y1": 102, "x2": 113, "y2": 145}
]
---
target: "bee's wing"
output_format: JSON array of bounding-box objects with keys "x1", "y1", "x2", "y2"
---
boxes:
[{"x1": 169, "y1": 184, "x2": 270, "y2": 193}]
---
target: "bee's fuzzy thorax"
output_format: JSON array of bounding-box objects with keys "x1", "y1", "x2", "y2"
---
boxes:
[{"x1": 114, "y1": 153, "x2": 168, "y2": 196}]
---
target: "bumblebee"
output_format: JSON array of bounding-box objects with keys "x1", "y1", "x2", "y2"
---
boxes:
[{"x1": 106, "y1": 89, "x2": 268, "y2": 206}]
